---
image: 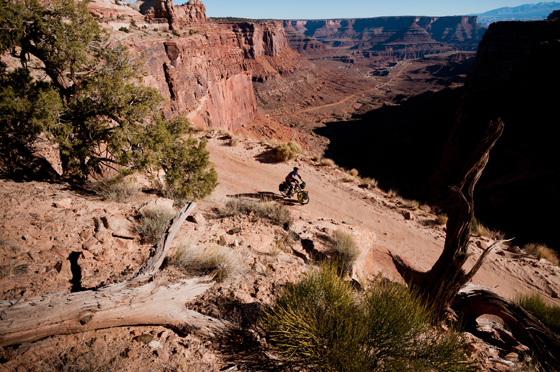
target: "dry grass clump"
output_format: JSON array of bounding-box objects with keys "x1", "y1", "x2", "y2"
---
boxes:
[
  {"x1": 420, "y1": 204, "x2": 431, "y2": 213},
  {"x1": 329, "y1": 228, "x2": 360, "y2": 275},
  {"x1": 388, "y1": 189, "x2": 399, "y2": 197},
  {"x1": 228, "y1": 136, "x2": 240, "y2": 146},
  {"x1": 436, "y1": 213, "x2": 448, "y2": 225},
  {"x1": 349, "y1": 168, "x2": 359, "y2": 177},
  {"x1": 471, "y1": 218, "x2": 505, "y2": 240},
  {"x1": 171, "y1": 243, "x2": 240, "y2": 282},
  {"x1": 0, "y1": 258, "x2": 14, "y2": 278},
  {"x1": 523, "y1": 243, "x2": 559, "y2": 265},
  {"x1": 262, "y1": 263, "x2": 472, "y2": 372},
  {"x1": 311, "y1": 153, "x2": 322, "y2": 162},
  {"x1": 404, "y1": 199, "x2": 420, "y2": 210},
  {"x1": 320, "y1": 158, "x2": 336, "y2": 167},
  {"x1": 274, "y1": 141, "x2": 301, "y2": 162},
  {"x1": 518, "y1": 293, "x2": 560, "y2": 335},
  {"x1": 87, "y1": 176, "x2": 140, "y2": 202},
  {"x1": 361, "y1": 177, "x2": 378, "y2": 188},
  {"x1": 135, "y1": 206, "x2": 176, "y2": 244},
  {"x1": 221, "y1": 198, "x2": 292, "y2": 227}
]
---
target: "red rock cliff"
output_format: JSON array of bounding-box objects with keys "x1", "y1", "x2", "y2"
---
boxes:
[{"x1": 92, "y1": 0, "x2": 295, "y2": 131}]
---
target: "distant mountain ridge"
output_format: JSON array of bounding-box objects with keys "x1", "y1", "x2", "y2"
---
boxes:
[{"x1": 476, "y1": 2, "x2": 560, "y2": 26}]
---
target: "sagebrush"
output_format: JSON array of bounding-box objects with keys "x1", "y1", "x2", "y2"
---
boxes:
[{"x1": 262, "y1": 264, "x2": 472, "y2": 372}]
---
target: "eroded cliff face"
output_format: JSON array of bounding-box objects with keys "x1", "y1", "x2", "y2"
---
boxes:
[
  {"x1": 425, "y1": 17, "x2": 560, "y2": 247},
  {"x1": 284, "y1": 16, "x2": 485, "y2": 65},
  {"x1": 88, "y1": 0, "x2": 297, "y2": 131}
]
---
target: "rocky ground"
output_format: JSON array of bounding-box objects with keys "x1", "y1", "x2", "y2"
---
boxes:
[{"x1": 1, "y1": 134, "x2": 559, "y2": 371}]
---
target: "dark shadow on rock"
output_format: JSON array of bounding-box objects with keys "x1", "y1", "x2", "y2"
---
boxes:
[{"x1": 314, "y1": 86, "x2": 463, "y2": 200}]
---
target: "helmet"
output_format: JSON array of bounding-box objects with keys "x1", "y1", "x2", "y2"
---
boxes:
[{"x1": 293, "y1": 167, "x2": 299, "y2": 171}]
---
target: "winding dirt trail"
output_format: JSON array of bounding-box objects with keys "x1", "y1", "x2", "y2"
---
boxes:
[{"x1": 207, "y1": 135, "x2": 560, "y2": 304}]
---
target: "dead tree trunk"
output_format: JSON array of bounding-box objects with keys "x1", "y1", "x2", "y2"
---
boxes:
[
  {"x1": 453, "y1": 284, "x2": 560, "y2": 371},
  {"x1": 390, "y1": 119, "x2": 560, "y2": 371},
  {"x1": 0, "y1": 202, "x2": 233, "y2": 348},
  {"x1": 391, "y1": 119, "x2": 506, "y2": 318}
]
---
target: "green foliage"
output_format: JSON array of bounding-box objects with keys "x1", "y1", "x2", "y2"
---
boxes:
[
  {"x1": 262, "y1": 264, "x2": 472, "y2": 372},
  {"x1": 135, "y1": 206, "x2": 176, "y2": 244},
  {"x1": 329, "y1": 228, "x2": 359, "y2": 275},
  {"x1": 0, "y1": 0, "x2": 217, "y2": 199},
  {"x1": 221, "y1": 198, "x2": 292, "y2": 227},
  {"x1": 518, "y1": 293, "x2": 560, "y2": 335},
  {"x1": 118, "y1": 26, "x2": 129, "y2": 33}
]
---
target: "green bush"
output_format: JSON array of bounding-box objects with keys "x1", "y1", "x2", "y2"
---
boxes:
[
  {"x1": 135, "y1": 206, "x2": 176, "y2": 244},
  {"x1": 274, "y1": 141, "x2": 301, "y2": 162},
  {"x1": 221, "y1": 198, "x2": 292, "y2": 227},
  {"x1": 87, "y1": 176, "x2": 140, "y2": 202},
  {"x1": 518, "y1": 293, "x2": 560, "y2": 335},
  {"x1": 329, "y1": 228, "x2": 359, "y2": 275},
  {"x1": 262, "y1": 264, "x2": 472, "y2": 372}
]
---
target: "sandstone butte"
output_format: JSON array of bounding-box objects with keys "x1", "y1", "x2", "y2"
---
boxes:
[{"x1": 1, "y1": 0, "x2": 560, "y2": 371}]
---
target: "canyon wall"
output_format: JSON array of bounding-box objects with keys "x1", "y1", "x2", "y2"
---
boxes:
[
  {"x1": 89, "y1": 0, "x2": 293, "y2": 131},
  {"x1": 425, "y1": 17, "x2": 560, "y2": 246},
  {"x1": 284, "y1": 16, "x2": 486, "y2": 64}
]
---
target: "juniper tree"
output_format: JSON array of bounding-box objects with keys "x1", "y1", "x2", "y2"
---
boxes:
[{"x1": 0, "y1": 0, "x2": 217, "y2": 199}]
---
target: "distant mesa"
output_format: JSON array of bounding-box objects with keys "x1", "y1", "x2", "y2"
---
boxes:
[{"x1": 283, "y1": 16, "x2": 485, "y2": 67}]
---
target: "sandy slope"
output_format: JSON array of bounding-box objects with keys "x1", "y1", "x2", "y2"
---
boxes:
[{"x1": 208, "y1": 134, "x2": 560, "y2": 305}]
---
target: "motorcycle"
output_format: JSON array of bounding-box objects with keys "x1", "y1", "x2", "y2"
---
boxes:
[{"x1": 279, "y1": 181, "x2": 309, "y2": 205}]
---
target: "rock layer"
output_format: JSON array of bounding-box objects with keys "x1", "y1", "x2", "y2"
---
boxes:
[{"x1": 284, "y1": 16, "x2": 485, "y2": 64}]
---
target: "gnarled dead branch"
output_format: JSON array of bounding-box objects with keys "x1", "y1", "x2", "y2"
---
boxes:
[{"x1": 0, "y1": 202, "x2": 233, "y2": 348}]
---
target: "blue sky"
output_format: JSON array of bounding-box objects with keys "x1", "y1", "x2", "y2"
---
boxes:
[{"x1": 178, "y1": 1, "x2": 549, "y2": 19}]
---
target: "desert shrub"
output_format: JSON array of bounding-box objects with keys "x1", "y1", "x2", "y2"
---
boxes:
[
  {"x1": 471, "y1": 218, "x2": 505, "y2": 240},
  {"x1": 388, "y1": 189, "x2": 399, "y2": 197},
  {"x1": 274, "y1": 141, "x2": 301, "y2": 162},
  {"x1": 404, "y1": 199, "x2": 420, "y2": 210},
  {"x1": 262, "y1": 264, "x2": 472, "y2": 372},
  {"x1": 135, "y1": 206, "x2": 176, "y2": 244},
  {"x1": 518, "y1": 293, "x2": 560, "y2": 335},
  {"x1": 87, "y1": 176, "x2": 140, "y2": 202},
  {"x1": 436, "y1": 213, "x2": 448, "y2": 225},
  {"x1": 221, "y1": 198, "x2": 292, "y2": 227},
  {"x1": 0, "y1": 258, "x2": 14, "y2": 278},
  {"x1": 321, "y1": 158, "x2": 336, "y2": 167},
  {"x1": 329, "y1": 228, "x2": 360, "y2": 274},
  {"x1": 523, "y1": 243, "x2": 559, "y2": 265},
  {"x1": 349, "y1": 168, "x2": 359, "y2": 177},
  {"x1": 228, "y1": 136, "x2": 239, "y2": 147},
  {"x1": 119, "y1": 26, "x2": 129, "y2": 33},
  {"x1": 311, "y1": 153, "x2": 322, "y2": 162},
  {"x1": 171, "y1": 29, "x2": 180, "y2": 37},
  {"x1": 361, "y1": 177, "x2": 378, "y2": 188},
  {"x1": 420, "y1": 204, "x2": 431, "y2": 213},
  {"x1": 172, "y1": 243, "x2": 239, "y2": 282}
]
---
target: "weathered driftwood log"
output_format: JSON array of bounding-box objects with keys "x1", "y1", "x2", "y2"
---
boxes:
[
  {"x1": 453, "y1": 284, "x2": 560, "y2": 371},
  {"x1": 390, "y1": 119, "x2": 505, "y2": 318},
  {"x1": 0, "y1": 202, "x2": 233, "y2": 347}
]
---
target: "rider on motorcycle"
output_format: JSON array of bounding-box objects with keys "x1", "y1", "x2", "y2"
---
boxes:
[{"x1": 285, "y1": 167, "x2": 303, "y2": 194}]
